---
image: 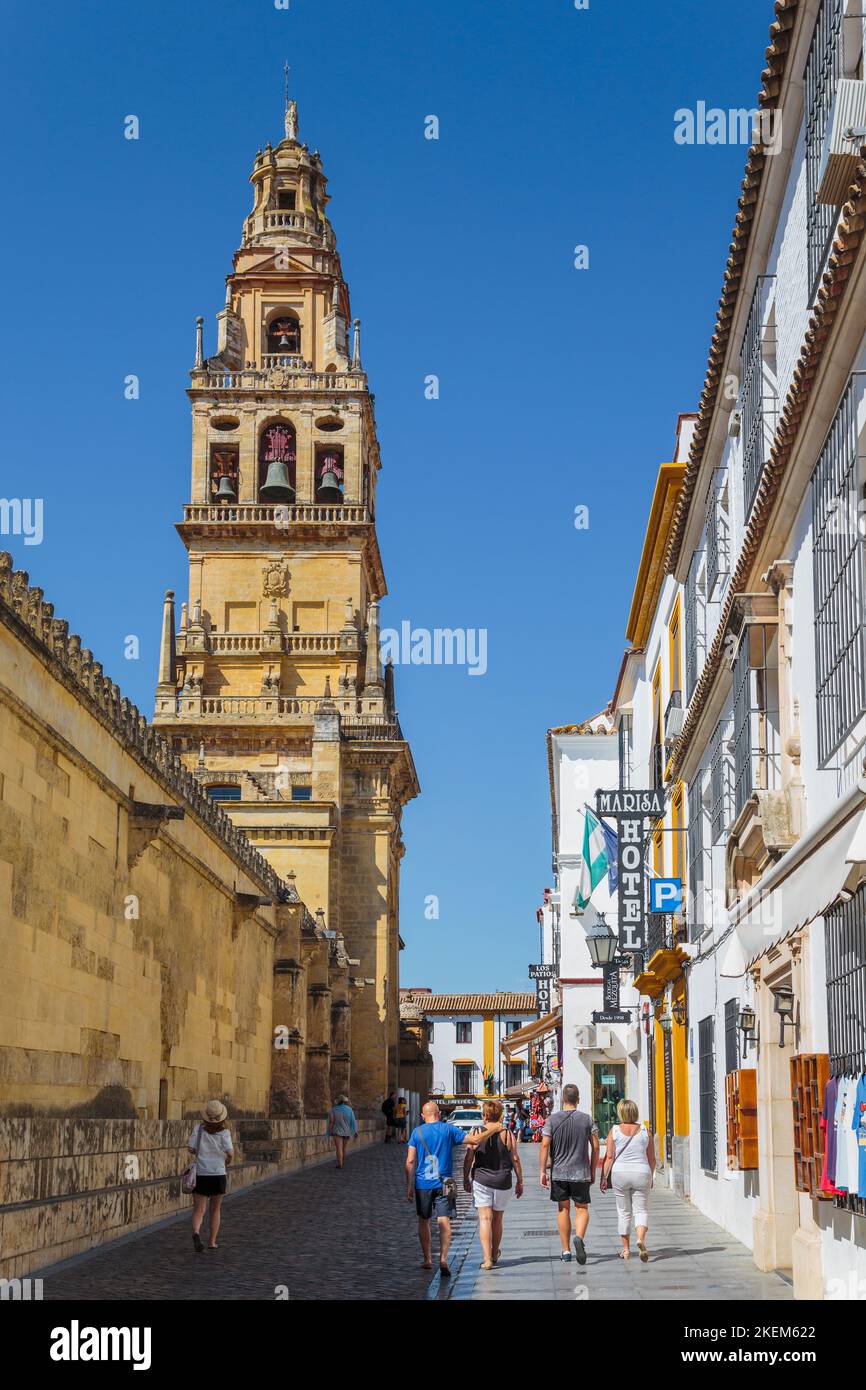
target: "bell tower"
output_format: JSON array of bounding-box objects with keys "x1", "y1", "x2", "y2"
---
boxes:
[{"x1": 153, "y1": 92, "x2": 419, "y2": 1112}]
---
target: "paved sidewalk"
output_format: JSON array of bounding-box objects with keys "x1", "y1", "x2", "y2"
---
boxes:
[
  {"x1": 34, "y1": 1142, "x2": 468, "y2": 1302},
  {"x1": 449, "y1": 1168, "x2": 794, "y2": 1302}
]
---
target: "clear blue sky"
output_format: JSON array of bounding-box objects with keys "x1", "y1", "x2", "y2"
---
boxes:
[{"x1": 1, "y1": 0, "x2": 772, "y2": 992}]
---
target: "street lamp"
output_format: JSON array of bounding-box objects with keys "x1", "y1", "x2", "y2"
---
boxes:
[
  {"x1": 584, "y1": 915, "x2": 618, "y2": 969},
  {"x1": 772, "y1": 985, "x2": 797, "y2": 1048},
  {"x1": 671, "y1": 997, "x2": 686, "y2": 1027},
  {"x1": 657, "y1": 1011, "x2": 673, "y2": 1034},
  {"x1": 738, "y1": 1003, "x2": 757, "y2": 1057}
]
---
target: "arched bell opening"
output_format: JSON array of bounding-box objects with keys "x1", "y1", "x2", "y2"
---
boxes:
[
  {"x1": 258, "y1": 421, "x2": 297, "y2": 503},
  {"x1": 266, "y1": 311, "x2": 301, "y2": 357},
  {"x1": 210, "y1": 445, "x2": 239, "y2": 504},
  {"x1": 315, "y1": 446, "x2": 344, "y2": 503}
]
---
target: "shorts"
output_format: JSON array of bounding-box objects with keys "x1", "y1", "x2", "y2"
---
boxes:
[
  {"x1": 550, "y1": 1178, "x2": 591, "y2": 1206},
  {"x1": 193, "y1": 1174, "x2": 226, "y2": 1197},
  {"x1": 395, "y1": 1117, "x2": 407, "y2": 1131},
  {"x1": 414, "y1": 1187, "x2": 457, "y2": 1220},
  {"x1": 473, "y1": 1181, "x2": 512, "y2": 1211}
]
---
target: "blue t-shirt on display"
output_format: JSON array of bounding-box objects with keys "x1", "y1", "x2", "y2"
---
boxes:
[{"x1": 408, "y1": 1121, "x2": 465, "y2": 1189}]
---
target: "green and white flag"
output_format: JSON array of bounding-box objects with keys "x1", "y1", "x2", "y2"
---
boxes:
[{"x1": 574, "y1": 807, "x2": 608, "y2": 913}]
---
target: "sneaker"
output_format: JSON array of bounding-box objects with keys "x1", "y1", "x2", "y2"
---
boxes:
[
  {"x1": 573, "y1": 1236, "x2": 587, "y2": 1265},
  {"x1": 560, "y1": 1250, "x2": 572, "y2": 1262}
]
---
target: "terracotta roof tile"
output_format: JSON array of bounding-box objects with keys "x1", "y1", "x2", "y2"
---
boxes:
[{"x1": 418, "y1": 993, "x2": 536, "y2": 1015}]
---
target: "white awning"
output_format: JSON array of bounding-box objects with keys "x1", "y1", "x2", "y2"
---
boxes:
[{"x1": 720, "y1": 795, "x2": 866, "y2": 976}]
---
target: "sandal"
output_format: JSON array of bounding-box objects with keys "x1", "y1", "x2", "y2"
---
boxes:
[
  {"x1": 481, "y1": 1260, "x2": 495, "y2": 1270},
  {"x1": 192, "y1": 1233, "x2": 204, "y2": 1253},
  {"x1": 619, "y1": 1249, "x2": 630, "y2": 1260},
  {"x1": 638, "y1": 1242, "x2": 649, "y2": 1262}
]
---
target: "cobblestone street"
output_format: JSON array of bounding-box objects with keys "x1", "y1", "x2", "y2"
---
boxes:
[
  {"x1": 36, "y1": 1142, "x2": 469, "y2": 1302},
  {"x1": 32, "y1": 1138, "x2": 796, "y2": 1304}
]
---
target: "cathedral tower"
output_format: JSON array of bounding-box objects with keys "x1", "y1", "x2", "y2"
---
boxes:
[{"x1": 154, "y1": 95, "x2": 419, "y2": 1111}]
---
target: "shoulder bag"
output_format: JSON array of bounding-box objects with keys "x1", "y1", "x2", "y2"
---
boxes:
[
  {"x1": 181, "y1": 1124, "x2": 204, "y2": 1194},
  {"x1": 600, "y1": 1128, "x2": 639, "y2": 1195}
]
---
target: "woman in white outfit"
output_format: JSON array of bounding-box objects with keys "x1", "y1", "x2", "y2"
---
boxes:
[{"x1": 602, "y1": 1099, "x2": 655, "y2": 1262}]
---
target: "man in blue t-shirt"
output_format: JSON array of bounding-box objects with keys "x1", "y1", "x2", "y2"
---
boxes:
[{"x1": 406, "y1": 1100, "x2": 490, "y2": 1276}]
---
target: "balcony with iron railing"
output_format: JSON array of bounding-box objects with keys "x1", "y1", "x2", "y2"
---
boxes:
[{"x1": 633, "y1": 911, "x2": 689, "y2": 998}]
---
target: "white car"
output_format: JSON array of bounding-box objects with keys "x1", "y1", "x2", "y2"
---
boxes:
[{"x1": 448, "y1": 1106, "x2": 484, "y2": 1133}]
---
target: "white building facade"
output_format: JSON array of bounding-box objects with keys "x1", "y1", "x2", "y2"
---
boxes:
[
  {"x1": 408, "y1": 993, "x2": 537, "y2": 1103},
  {"x1": 546, "y1": 722, "x2": 642, "y2": 1136},
  {"x1": 607, "y1": 0, "x2": 866, "y2": 1300}
]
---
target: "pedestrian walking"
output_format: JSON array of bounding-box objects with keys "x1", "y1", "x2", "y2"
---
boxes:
[
  {"x1": 187, "y1": 1099, "x2": 233, "y2": 1253},
  {"x1": 405, "y1": 1099, "x2": 488, "y2": 1276},
  {"x1": 394, "y1": 1093, "x2": 408, "y2": 1142},
  {"x1": 328, "y1": 1093, "x2": 358, "y2": 1169},
  {"x1": 601, "y1": 1098, "x2": 655, "y2": 1262},
  {"x1": 381, "y1": 1090, "x2": 396, "y2": 1142},
  {"x1": 538, "y1": 1083, "x2": 600, "y2": 1265},
  {"x1": 463, "y1": 1099, "x2": 523, "y2": 1270}
]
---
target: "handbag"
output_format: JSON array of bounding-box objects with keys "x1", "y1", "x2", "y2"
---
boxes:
[
  {"x1": 600, "y1": 1128, "x2": 639, "y2": 1194},
  {"x1": 418, "y1": 1128, "x2": 457, "y2": 1201},
  {"x1": 181, "y1": 1123, "x2": 204, "y2": 1194}
]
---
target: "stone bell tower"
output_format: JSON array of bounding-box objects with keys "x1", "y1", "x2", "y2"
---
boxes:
[{"x1": 153, "y1": 92, "x2": 420, "y2": 1112}]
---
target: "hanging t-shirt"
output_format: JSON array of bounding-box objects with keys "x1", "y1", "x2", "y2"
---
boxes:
[
  {"x1": 821, "y1": 1075, "x2": 840, "y2": 1194},
  {"x1": 835, "y1": 1080, "x2": 851, "y2": 1193},
  {"x1": 854, "y1": 1074, "x2": 866, "y2": 1197}
]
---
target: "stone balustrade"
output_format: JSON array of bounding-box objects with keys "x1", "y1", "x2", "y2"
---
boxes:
[
  {"x1": 189, "y1": 366, "x2": 366, "y2": 392},
  {"x1": 181, "y1": 503, "x2": 369, "y2": 526}
]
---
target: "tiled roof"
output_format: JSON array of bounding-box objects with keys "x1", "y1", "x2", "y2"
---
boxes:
[
  {"x1": 664, "y1": 0, "x2": 800, "y2": 575},
  {"x1": 418, "y1": 993, "x2": 536, "y2": 1015},
  {"x1": 670, "y1": 146, "x2": 866, "y2": 776}
]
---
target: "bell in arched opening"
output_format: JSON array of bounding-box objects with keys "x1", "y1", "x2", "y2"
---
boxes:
[
  {"x1": 267, "y1": 315, "x2": 301, "y2": 357},
  {"x1": 317, "y1": 452, "x2": 343, "y2": 502},
  {"x1": 259, "y1": 423, "x2": 296, "y2": 503}
]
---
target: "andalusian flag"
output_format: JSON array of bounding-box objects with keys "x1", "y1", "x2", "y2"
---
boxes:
[{"x1": 574, "y1": 807, "x2": 608, "y2": 913}]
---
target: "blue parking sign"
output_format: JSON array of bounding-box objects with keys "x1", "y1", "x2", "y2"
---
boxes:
[{"x1": 650, "y1": 877, "x2": 682, "y2": 913}]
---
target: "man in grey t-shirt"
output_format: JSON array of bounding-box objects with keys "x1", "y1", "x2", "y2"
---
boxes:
[{"x1": 539, "y1": 1084, "x2": 599, "y2": 1265}]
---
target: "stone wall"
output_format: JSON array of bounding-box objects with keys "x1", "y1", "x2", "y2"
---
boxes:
[
  {"x1": 0, "y1": 1115, "x2": 381, "y2": 1279},
  {"x1": 0, "y1": 553, "x2": 295, "y2": 1120}
]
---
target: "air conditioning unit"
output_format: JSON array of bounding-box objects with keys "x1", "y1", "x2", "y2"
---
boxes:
[
  {"x1": 575, "y1": 1025, "x2": 596, "y2": 1048},
  {"x1": 727, "y1": 408, "x2": 742, "y2": 438},
  {"x1": 665, "y1": 704, "x2": 686, "y2": 743},
  {"x1": 818, "y1": 79, "x2": 866, "y2": 205}
]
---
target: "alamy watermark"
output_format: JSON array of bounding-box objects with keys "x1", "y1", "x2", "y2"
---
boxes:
[
  {"x1": 0, "y1": 498, "x2": 43, "y2": 546},
  {"x1": 381, "y1": 622, "x2": 487, "y2": 676},
  {"x1": 675, "y1": 103, "x2": 782, "y2": 154}
]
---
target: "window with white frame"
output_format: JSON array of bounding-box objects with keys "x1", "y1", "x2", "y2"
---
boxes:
[
  {"x1": 710, "y1": 715, "x2": 734, "y2": 844},
  {"x1": 684, "y1": 548, "x2": 706, "y2": 705},
  {"x1": 740, "y1": 276, "x2": 778, "y2": 519},
  {"x1": 706, "y1": 471, "x2": 730, "y2": 601},
  {"x1": 805, "y1": 0, "x2": 845, "y2": 296},
  {"x1": 732, "y1": 623, "x2": 781, "y2": 819},
  {"x1": 811, "y1": 372, "x2": 866, "y2": 767},
  {"x1": 687, "y1": 775, "x2": 709, "y2": 942}
]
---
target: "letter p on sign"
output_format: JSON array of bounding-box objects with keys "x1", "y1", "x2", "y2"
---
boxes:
[{"x1": 649, "y1": 878, "x2": 682, "y2": 913}]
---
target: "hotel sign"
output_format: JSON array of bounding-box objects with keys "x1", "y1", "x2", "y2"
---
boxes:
[
  {"x1": 595, "y1": 787, "x2": 663, "y2": 956},
  {"x1": 596, "y1": 789, "x2": 664, "y2": 818}
]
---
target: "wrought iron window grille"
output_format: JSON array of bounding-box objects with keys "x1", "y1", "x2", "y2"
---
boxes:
[{"x1": 812, "y1": 372, "x2": 866, "y2": 768}]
